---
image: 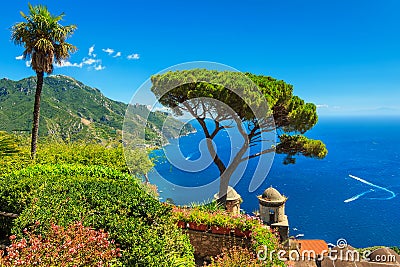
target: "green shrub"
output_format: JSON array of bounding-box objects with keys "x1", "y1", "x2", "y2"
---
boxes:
[
  {"x1": 0, "y1": 133, "x2": 30, "y2": 176},
  {"x1": 0, "y1": 149, "x2": 31, "y2": 178},
  {"x1": 0, "y1": 142, "x2": 153, "y2": 177},
  {"x1": 0, "y1": 131, "x2": 19, "y2": 157},
  {"x1": 36, "y1": 142, "x2": 129, "y2": 171},
  {"x1": 251, "y1": 226, "x2": 284, "y2": 267},
  {"x1": 34, "y1": 142, "x2": 154, "y2": 175},
  {"x1": 0, "y1": 164, "x2": 194, "y2": 267}
]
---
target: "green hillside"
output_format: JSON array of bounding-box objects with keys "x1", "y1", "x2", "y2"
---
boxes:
[{"x1": 0, "y1": 75, "x2": 192, "y2": 144}]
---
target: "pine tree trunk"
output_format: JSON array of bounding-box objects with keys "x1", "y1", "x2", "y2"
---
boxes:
[
  {"x1": 216, "y1": 175, "x2": 229, "y2": 208},
  {"x1": 216, "y1": 140, "x2": 250, "y2": 209},
  {"x1": 216, "y1": 162, "x2": 236, "y2": 208},
  {"x1": 31, "y1": 71, "x2": 44, "y2": 160},
  {"x1": 205, "y1": 137, "x2": 228, "y2": 209}
]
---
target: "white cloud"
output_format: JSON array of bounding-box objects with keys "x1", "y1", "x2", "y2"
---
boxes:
[
  {"x1": 127, "y1": 53, "x2": 140, "y2": 60},
  {"x1": 82, "y1": 58, "x2": 98, "y2": 65},
  {"x1": 316, "y1": 104, "x2": 329, "y2": 108},
  {"x1": 15, "y1": 55, "x2": 24, "y2": 60},
  {"x1": 57, "y1": 60, "x2": 83, "y2": 68},
  {"x1": 94, "y1": 64, "x2": 106, "y2": 71},
  {"x1": 88, "y1": 45, "x2": 95, "y2": 56},
  {"x1": 51, "y1": 46, "x2": 138, "y2": 72},
  {"x1": 56, "y1": 57, "x2": 102, "y2": 69},
  {"x1": 102, "y1": 48, "x2": 114, "y2": 55},
  {"x1": 25, "y1": 60, "x2": 31, "y2": 67}
]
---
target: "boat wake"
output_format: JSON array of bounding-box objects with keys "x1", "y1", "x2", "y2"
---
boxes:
[
  {"x1": 344, "y1": 189, "x2": 374, "y2": 203},
  {"x1": 344, "y1": 175, "x2": 396, "y2": 203}
]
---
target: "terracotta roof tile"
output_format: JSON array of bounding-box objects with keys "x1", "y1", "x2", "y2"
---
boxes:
[{"x1": 298, "y1": 240, "x2": 329, "y2": 257}]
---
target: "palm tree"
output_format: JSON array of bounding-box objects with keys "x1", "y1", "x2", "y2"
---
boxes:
[{"x1": 11, "y1": 4, "x2": 77, "y2": 159}]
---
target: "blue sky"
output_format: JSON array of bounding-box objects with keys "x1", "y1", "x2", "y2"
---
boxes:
[{"x1": 1, "y1": 0, "x2": 400, "y2": 116}]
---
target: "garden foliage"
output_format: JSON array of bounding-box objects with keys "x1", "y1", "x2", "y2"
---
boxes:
[{"x1": 0, "y1": 164, "x2": 194, "y2": 267}]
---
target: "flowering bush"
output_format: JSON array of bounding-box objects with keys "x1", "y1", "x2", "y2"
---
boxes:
[
  {"x1": 0, "y1": 221, "x2": 120, "y2": 266},
  {"x1": 229, "y1": 214, "x2": 261, "y2": 231},
  {"x1": 189, "y1": 208, "x2": 212, "y2": 225},
  {"x1": 171, "y1": 206, "x2": 262, "y2": 231},
  {"x1": 204, "y1": 247, "x2": 265, "y2": 267},
  {"x1": 172, "y1": 206, "x2": 191, "y2": 223}
]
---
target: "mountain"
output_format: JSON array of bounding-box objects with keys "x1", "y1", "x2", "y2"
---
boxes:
[{"x1": 0, "y1": 75, "x2": 193, "y2": 144}]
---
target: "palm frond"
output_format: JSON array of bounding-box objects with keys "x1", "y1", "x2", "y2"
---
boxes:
[{"x1": 11, "y1": 4, "x2": 77, "y2": 74}]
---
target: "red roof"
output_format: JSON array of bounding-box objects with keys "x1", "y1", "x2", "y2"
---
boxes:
[{"x1": 297, "y1": 240, "x2": 329, "y2": 257}]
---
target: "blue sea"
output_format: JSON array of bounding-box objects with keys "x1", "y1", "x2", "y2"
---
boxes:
[{"x1": 148, "y1": 116, "x2": 400, "y2": 248}]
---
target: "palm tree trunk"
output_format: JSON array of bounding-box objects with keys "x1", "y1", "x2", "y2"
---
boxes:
[{"x1": 31, "y1": 71, "x2": 44, "y2": 160}]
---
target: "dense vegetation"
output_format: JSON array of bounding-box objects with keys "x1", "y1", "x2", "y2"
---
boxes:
[
  {"x1": 0, "y1": 164, "x2": 195, "y2": 266},
  {"x1": 0, "y1": 75, "x2": 193, "y2": 145},
  {"x1": 0, "y1": 140, "x2": 286, "y2": 266},
  {"x1": 0, "y1": 132, "x2": 19, "y2": 157},
  {"x1": 0, "y1": 140, "x2": 153, "y2": 177}
]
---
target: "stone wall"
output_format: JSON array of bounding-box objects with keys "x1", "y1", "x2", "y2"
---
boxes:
[{"x1": 183, "y1": 229, "x2": 252, "y2": 259}]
